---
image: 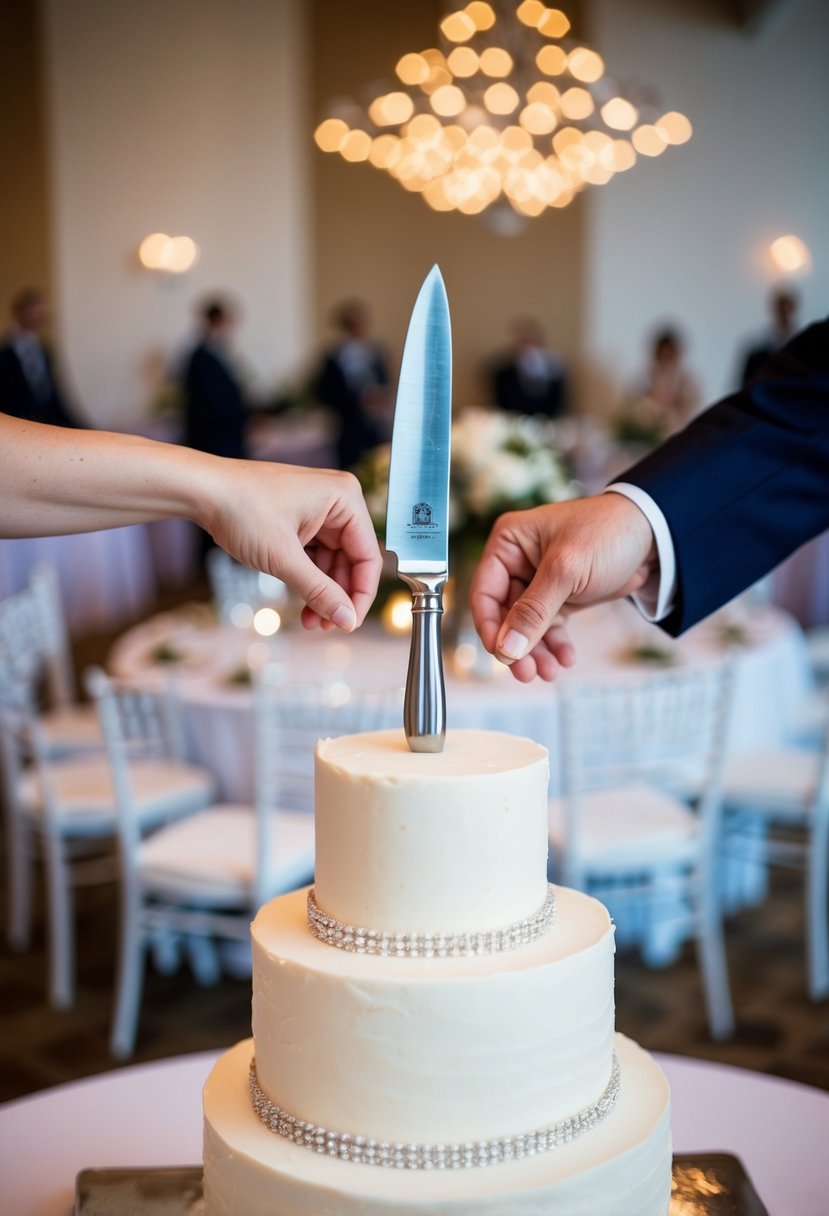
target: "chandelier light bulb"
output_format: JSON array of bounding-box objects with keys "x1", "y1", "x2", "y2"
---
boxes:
[
  {"x1": 396, "y1": 53, "x2": 430, "y2": 86},
  {"x1": 447, "y1": 46, "x2": 479, "y2": 77},
  {"x1": 465, "y1": 1, "x2": 496, "y2": 30},
  {"x1": 520, "y1": 103, "x2": 558, "y2": 136},
  {"x1": 560, "y1": 87, "x2": 594, "y2": 120},
  {"x1": 538, "y1": 9, "x2": 571, "y2": 38},
  {"x1": 340, "y1": 129, "x2": 372, "y2": 161},
  {"x1": 656, "y1": 111, "x2": 693, "y2": 145},
  {"x1": 536, "y1": 45, "x2": 567, "y2": 75},
  {"x1": 568, "y1": 47, "x2": 604, "y2": 83},
  {"x1": 631, "y1": 124, "x2": 667, "y2": 157},
  {"x1": 484, "y1": 82, "x2": 520, "y2": 115},
  {"x1": 441, "y1": 11, "x2": 476, "y2": 43},
  {"x1": 601, "y1": 97, "x2": 638, "y2": 131},
  {"x1": 516, "y1": 0, "x2": 546, "y2": 26},
  {"x1": 480, "y1": 47, "x2": 514, "y2": 77},
  {"x1": 431, "y1": 84, "x2": 467, "y2": 117},
  {"x1": 314, "y1": 117, "x2": 349, "y2": 152}
]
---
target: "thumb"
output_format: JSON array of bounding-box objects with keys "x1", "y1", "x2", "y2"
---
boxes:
[
  {"x1": 495, "y1": 555, "x2": 569, "y2": 663},
  {"x1": 283, "y1": 543, "x2": 357, "y2": 632}
]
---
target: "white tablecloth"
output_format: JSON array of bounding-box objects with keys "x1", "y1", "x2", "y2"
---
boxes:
[
  {"x1": 0, "y1": 527, "x2": 158, "y2": 637},
  {"x1": 0, "y1": 1050, "x2": 825, "y2": 1215},
  {"x1": 109, "y1": 599, "x2": 812, "y2": 806}
]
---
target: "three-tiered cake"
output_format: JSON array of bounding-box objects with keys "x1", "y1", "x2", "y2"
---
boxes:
[{"x1": 203, "y1": 729, "x2": 671, "y2": 1214}]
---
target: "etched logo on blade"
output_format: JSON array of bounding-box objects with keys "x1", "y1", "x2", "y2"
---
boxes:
[{"x1": 408, "y1": 502, "x2": 438, "y2": 534}]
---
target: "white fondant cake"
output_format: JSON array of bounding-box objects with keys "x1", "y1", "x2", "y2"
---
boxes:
[{"x1": 203, "y1": 729, "x2": 672, "y2": 1214}]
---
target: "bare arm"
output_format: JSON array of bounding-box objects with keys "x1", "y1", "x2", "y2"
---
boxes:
[{"x1": 0, "y1": 415, "x2": 382, "y2": 631}]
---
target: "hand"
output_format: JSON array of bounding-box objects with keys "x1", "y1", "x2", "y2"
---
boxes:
[
  {"x1": 469, "y1": 493, "x2": 657, "y2": 682},
  {"x1": 201, "y1": 462, "x2": 382, "y2": 632}
]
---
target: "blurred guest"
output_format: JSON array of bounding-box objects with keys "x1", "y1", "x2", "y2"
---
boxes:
[
  {"x1": 0, "y1": 288, "x2": 82, "y2": 426},
  {"x1": 314, "y1": 299, "x2": 390, "y2": 470},
  {"x1": 183, "y1": 297, "x2": 248, "y2": 460},
  {"x1": 629, "y1": 326, "x2": 700, "y2": 438},
  {"x1": 490, "y1": 318, "x2": 567, "y2": 418},
  {"x1": 739, "y1": 287, "x2": 799, "y2": 386}
]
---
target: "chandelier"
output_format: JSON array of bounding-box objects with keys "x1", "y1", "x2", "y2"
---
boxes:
[{"x1": 313, "y1": 1, "x2": 691, "y2": 219}]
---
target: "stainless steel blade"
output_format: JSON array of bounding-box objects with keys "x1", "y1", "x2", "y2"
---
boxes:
[
  {"x1": 385, "y1": 265, "x2": 452, "y2": 753},
  {"x1": 385, "y1": 264, "x2": 452, "y2": 574}
]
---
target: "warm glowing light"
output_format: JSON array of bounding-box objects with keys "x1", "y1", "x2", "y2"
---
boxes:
[
  {"x1": 340, "y1": 129, "x2": 372, "y2": 161},
  {"x1": 369, "y1": 92, "x2": 414, "y2": 126},
  {"x1": 314, "y1": 118, "x2": 349, "y2": 152},
  {"x1": 447, "y1": 46, "x2": 479, "y2": 77},
  {"x1": 484, "y1": 82, "x2": 519, "y2": 115},
  {"x1": 520, "y1": 103, "x2": 557, "y2": 135},
  {"x1": 536, "y1": 45, "x2": 567, "y2": 75},
  {"x1": 631, "y1": 124, "x2": 667, "y2": 156},
  {"x1": 770, "y1": 234, "x2": 812, "y2": 273},
  {"x1": 568, "y1": 47, "x2": 604, "y2": 83},
  {"x1": 538, "y1": 8, "x2": 570, "y2": 37},
  {"x1": 407, "y1": 113, "x2": 442, "y2": 143},
  {"x1": 526, "y1": 81, "x2": 560, "y2": 108},
  {"x1": 612, "y1": 140, "x2": 637, "y2": 171},
  {"x1": 559, "y1": 87, "x2": 594, "y2": 120},
  {"x1": 441, "y1": 10, "x2": 476, "y2": 41},
  {"x1": 139, "y1": 232, "x2": 198, "y2": 273},
  {"x1": 553, "y1": 126, "x2": 582, "y2": 155},
  {"x1": 601, "y1": 97, "x2": 638, "y2": 131},
  {"x1": 465, "y1": 1, "x2": 495, "y2": 30},
  {"x1": 253, "y1": 607, "x2": 281, "y2": 637},
  {"x1": 479, "y1": 46, "x2": 513, "y2": 77},
  {"x1": 396, "y1": 52, "x2": 430, "y2": 85},
  {"x1": 382, "y1": 592, "x2": 413, "y2": 634},
  {"x1": 431, "y1": 84, "x2": 466, "y2": 116},
  {"x1": 656, "y1": 110, "x2": 693, "y2": 145},
  {"x1": 517, "y1": 0, "x2": 546, "y2": 25},
  {"x1": 369, "y1": 134, "x2": 401, "y2": 169},
  {"x1": 139, "y1": 233, "x2": 170, "y2": 269}
]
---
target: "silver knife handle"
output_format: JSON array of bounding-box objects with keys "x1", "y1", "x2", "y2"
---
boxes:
[{"x1": 400, "y1": 572, "x2": 446, "y2": 753}]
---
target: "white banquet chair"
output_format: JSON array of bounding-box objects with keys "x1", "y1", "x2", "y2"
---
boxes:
[
  {"x1": 87, "y1": 666, "x2": 396, "y2": 1058},
  {"x1": 720, "y1": 716, "x2": 829, "y2": 1001},
  {"x1": 548, "y1": 663, "x2": 736, "y2": 1040},
  {"x1": 0, "y1": 566, "x2": 100, "y2": 758},
  {"x1": 0, "y1": 657, "x2": 215, "y2": 1009},
  {"x1": 206, "y1": 549, "x2": 286, "y2": 624}
]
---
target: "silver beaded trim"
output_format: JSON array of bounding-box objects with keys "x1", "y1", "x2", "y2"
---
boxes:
[
  {"x1": 249, "y1": 1054, "x2": 621, "y2": 1170},
  {"x1": 306, "y1": 884, "x2": 557, "y2": 958}
]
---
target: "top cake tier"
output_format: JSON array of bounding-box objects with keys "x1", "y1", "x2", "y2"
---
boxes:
[{"x1": 313, "y1": 728, "x2": 549, "y2": 936}]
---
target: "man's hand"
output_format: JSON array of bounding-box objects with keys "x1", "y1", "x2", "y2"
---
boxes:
[
  {"x1": 469, "y1": 493, "x2": 657, "y2": 682},
  {"x1": 203, "y1": 462, "x2": 382, "y2": 633}
]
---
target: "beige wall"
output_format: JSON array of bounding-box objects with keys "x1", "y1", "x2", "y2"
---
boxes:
[
  {"x1": 0, "y1": 0, "x2": 52, "y2": 321},
  {"x1": 311, "y1": 0, "x2": 586, "y2": 409},
  {"x1": 584, "y1": 0, "x2": 829, "y2": 413},
  {"x1": 41, "y1": 0, "x2": 311, "y2": 426}
]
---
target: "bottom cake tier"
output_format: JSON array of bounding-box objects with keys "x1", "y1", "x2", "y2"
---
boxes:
[{"x1": 203, "y1": 1033, "x2": 671, "y2": 1216}]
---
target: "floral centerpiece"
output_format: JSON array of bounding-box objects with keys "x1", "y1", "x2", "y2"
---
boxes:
[{"x1": 357, "y1": 407, "x2": 579, "y2": 630}]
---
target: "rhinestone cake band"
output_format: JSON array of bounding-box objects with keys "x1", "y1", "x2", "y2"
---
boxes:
[
  {"x1": 306, "y1": 884, "x2": 557, "y2": 958},
  {"x1": 249, "y1": 1055, "x2": 621, "y2": 1170}
]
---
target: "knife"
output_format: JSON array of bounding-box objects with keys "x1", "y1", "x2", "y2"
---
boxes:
[{"x1": 385, "y1": 265, "x2": 452, "y2": 754}]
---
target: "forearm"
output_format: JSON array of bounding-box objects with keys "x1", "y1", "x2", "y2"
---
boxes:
[{"x1": 0, "y1": 415, "x2": 215, "y2": 538}]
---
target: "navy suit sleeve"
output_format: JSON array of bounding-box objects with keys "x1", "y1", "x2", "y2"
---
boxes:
[{"x1": 619, "y1": 316, "x2": 829, "y2": 635}]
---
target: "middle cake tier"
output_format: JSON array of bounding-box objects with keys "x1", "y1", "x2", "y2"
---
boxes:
[{"x1": 251, "y1": 885, "x2": 615, "y2": 1146}]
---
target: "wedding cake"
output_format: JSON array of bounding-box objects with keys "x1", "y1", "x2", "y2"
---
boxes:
[{"x1": 202, "y1": 728, "x2": 672, "y2": 1215}]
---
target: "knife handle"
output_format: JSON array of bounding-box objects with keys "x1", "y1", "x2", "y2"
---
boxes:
[{"x1": 400, "y1": 573, "x2": 446, "y2": 753}]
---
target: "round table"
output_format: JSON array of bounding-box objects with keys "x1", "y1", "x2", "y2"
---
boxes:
[
  {"x1": 109, "y1": 599, "x2": 812, "y2": 806},
  {"x1": 0, "y1": 1050, "x2": 825, "y2": 1215}
]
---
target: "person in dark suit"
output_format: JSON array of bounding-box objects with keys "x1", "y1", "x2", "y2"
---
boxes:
[
  {"x1": 0, "y1": 289, "x2": 82, "y2": 426},
  {"x1": 739, "y1": 288, "x2": 799, "y2": 387},
  {"x1": 314, "y1": 300, "x2": 390, "y2": 471},
  {"x1": 490, "y1": 319, "x2": 567, "y2": 419},
  {"x1": 469, "y1": 316, "x2": 829, "y2": 683},
  {"x1": 183, "y1": 298, "x2": 248, "y2": 461}
]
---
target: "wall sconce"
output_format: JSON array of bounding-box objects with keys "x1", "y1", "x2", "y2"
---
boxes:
[
  {"x1": 769, "y1": 234, "x2": 811, "y2": 276},
  {"x1": 138, "y1": 232, "x2": 199, "y2": 273}
]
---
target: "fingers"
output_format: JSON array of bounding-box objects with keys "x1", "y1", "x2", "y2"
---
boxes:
[
  {"x1": 493, "y1": 551, "x2": 570, "y2": 665},
  {"x1": 283, "y1": 541, "x2": 359, "y2": 632}
]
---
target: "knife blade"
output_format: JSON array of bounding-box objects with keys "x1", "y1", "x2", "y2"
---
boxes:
[{"x1": 385, "y1": 265, "x2": 452, "y2": 753}]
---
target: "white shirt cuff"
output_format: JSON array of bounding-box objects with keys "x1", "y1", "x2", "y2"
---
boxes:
[{"x1": 604, "y1": 483, "x2": 677, "y2": 622}]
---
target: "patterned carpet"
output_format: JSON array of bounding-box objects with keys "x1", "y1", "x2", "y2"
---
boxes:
[{"x1": 1, "y1": 601, "x2": 827, "y2": 1104}]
